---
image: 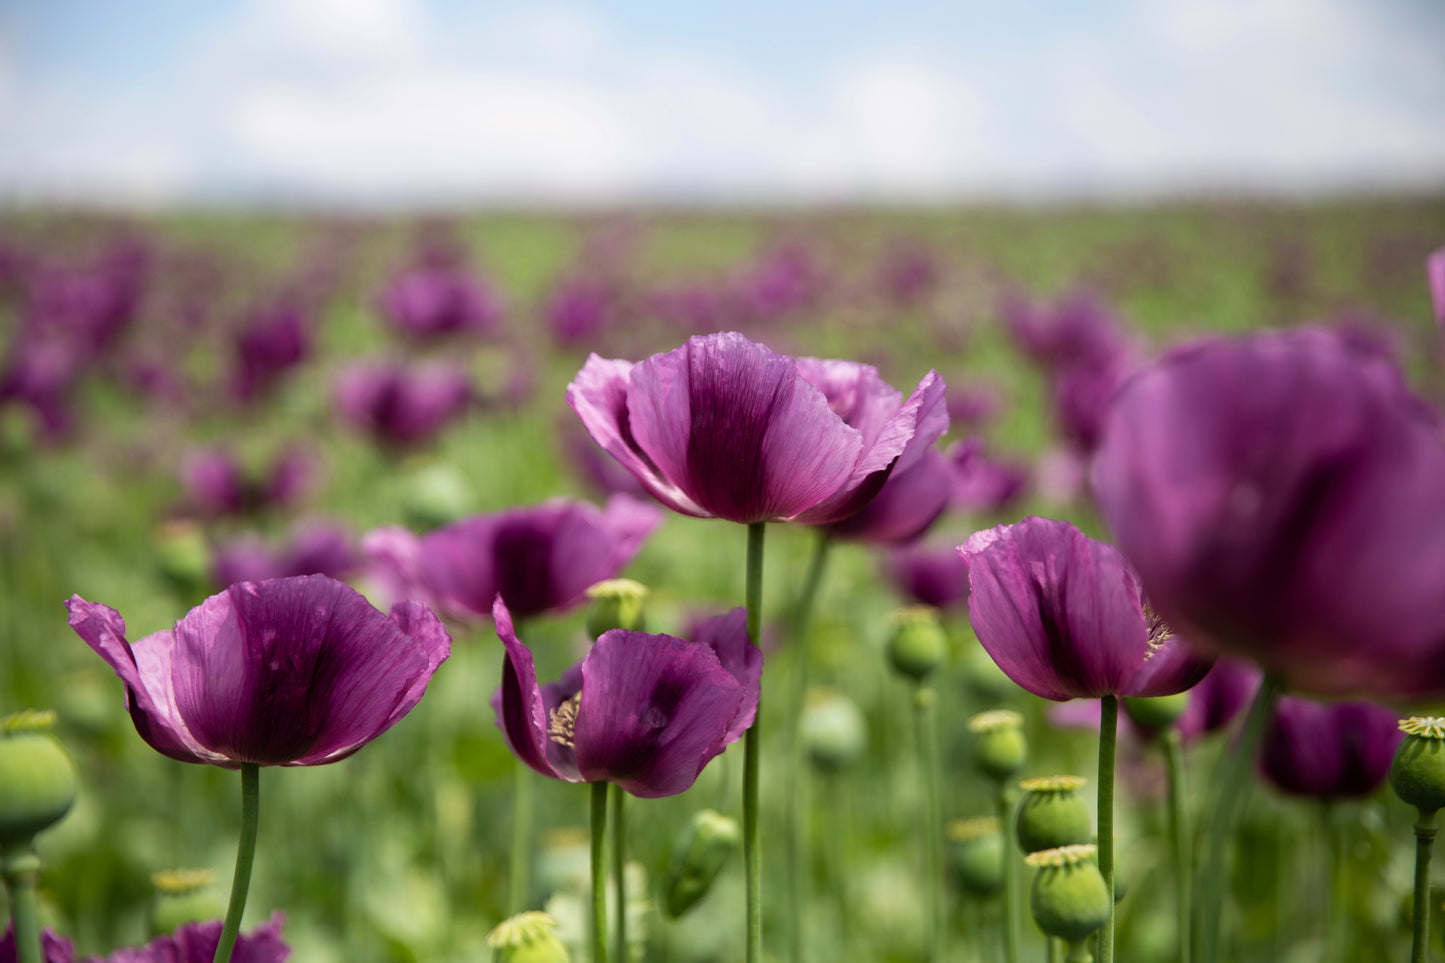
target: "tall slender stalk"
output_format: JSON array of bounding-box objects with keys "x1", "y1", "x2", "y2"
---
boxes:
[
  {"x1": 996, "y1": 784, "x2": 1020, "y2": 963},
  {"x1": 915, "y1": 685, "x2": 945, "y2": 962},
  {"x1": 612, "y1": 784, "x2": 628, "y2": 963},
  {"x1": 1097, "y1": 695, "x2": 1118, "y2": 963},
  {"x1": 509, "y1": 763, "x2": 534, "y2": 912},
  {"x1": 1, "y1": 845, "x2": 41, "y2": 963},
  {"x1": 1162, "y1": 729, "x2": 1190, "y2": 963},
  {"x1": 1412, "y1": 808, "x2": 1438, "y2": 963},
  {"x1": 591, "y1": 781, "x2": 610, "y2": 963},
  {"x1": 744, "y1": 522, "x2": 766, "y2": 963},
  {"x1": 213, "y1": 763, "x2": 260, "y2": 963},
  {"x1": 1196, "y1": 675, "x2": 1281, "y2": 963}
]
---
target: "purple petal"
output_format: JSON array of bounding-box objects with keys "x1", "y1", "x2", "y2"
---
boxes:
[
  {"x1": 825, "y1": 448, "x2": 952, "y2": 545},
  {"x1": 687, "y1": 607, "x2": 762, "y2": 741},
  {"x1": 1121, "y1": 635, "x2": 1214, "y2": 698},
  {"x1": 1429, "y1": 248, "x2": 1445, "y2": 329},
  {"x1": 886, "y1": 544, "x2": 970, "y2": 610},
  {"x1": 1259, "y1": 698, "x2": 1402, "y2": 800},
  {"x1": 490, "y1": 596, "x2": 567, "y2": 782}
]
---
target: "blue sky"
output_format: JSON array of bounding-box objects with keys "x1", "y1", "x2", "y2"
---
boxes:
[{"x1": 1, "y1": 0, "x2": 1442, "y2": 206}]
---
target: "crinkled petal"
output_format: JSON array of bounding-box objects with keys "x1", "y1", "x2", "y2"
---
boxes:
[
  {"x1": 490, "y1": 596, "x2": 570, "y2": 782},
  {"x1": 687, "y1": 607, "x2": 761, "y2": 741}
]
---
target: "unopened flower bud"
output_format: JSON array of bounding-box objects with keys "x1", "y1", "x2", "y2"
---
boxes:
[
  {"x1": 1122, "y1": 693, "x2": 1189, "y2": 734},
  {"x1": 968, "y1": 710, "x2": 1027, "y2": 782},
  {"x1": 800, "y1": 689, "x2": 868, "y2": 772},
  {"x1": 664, "y1": 809, "x2": 740, "y2": 918},
  {"x1": 1016, "y1": 776, "x2": 1092, "y2": 855},
  {"x1": 1026, "y1": 844, "x2": 1111, "y2": 944},
  {"x1": 0, "y1": 711, "x2": 77, "y2": 848},
  {"x1": 149, "y1": 869, "x2": 222, "y2": 935},
  {"x1": 947, "y1": 817, "x2": 1004, "y2": 897},
  {"x1": 1391, "y1": 717, "x2": 1445, "y2": 813},
  {"x1": 585, "y1": 579, "x2": 649, "y2": 640},
  {"x1": 887, "y1": 606, "x2": 947, "y2": 681},
  {"x1": 487, "y1": 911, "x2": 571, "y2": 963}
]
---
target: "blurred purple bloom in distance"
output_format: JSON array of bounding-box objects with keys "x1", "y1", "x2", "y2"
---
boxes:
[
  {"x1": 491, "y1": 596, "x2": 760, "y2": 798},
  {"x1": 1092, "y1": 327, "x2": 1445, "y2": 697},
  {"x1": 567, "y1": 332, "x2": 946, "y2": 525},
  {"x1": 210, "y1": 522, "x2": 361, "y2": 587},
  {"x1": 67, "y1": 574, "x2": 450, "y2": 767},
  {"x1": 948, "y1": 438, "x2": 1029, "y2": 515},
  {"x1": 959, "y1": 517, "x2": 1212, "y2": 701},
  {"x1": 181, "y1": 448, "x2": 311, "y2": 518},
  {"x1": 1259, "y1": 697, "x2": 1403, "y2": 801},
  {"x1": 364, "y1": 494, "x2": 661, "y2": 621},
  {"x1": 1177, "y1": 658, "x2": 1261, "y2": 743},
  {"x1": 1429, "y1": 247, "x2": 1445, "y2": 328},
  {"x1": 336, "y1": 360, "x2": 473, "y2": 449},
  {"x1": 232, "y1": 300, "x2": 310, "y2": 403},
  {"x1": 377, "y1": 261, "x2": 503, "y2": 340},
  {"x1": 887, "y1": 544, "x2": 971, "y2": 611}
]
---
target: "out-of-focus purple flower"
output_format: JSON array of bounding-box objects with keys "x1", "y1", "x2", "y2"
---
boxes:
[
  {"x1": 1050, "y1": 352, "x2": 1129, "y2": 452},
  {"x1": 210, "y1": 522, "x2": 360, "y2": 587},
  {"x1": 948, "y1": 438, "x2": 1028, "y2": 515},
  {"x1": 878, "y1": 240, "x2": 939, "y2": 308},
  {"x1": 364, "y1": 495, "x2": 661, "y2": 621},
  {"x1": 0, "y1": 924, "x2": 73, "y2": 963},
  {"x1": 377, "y1": 262, "x2": 503, "y2": 340},
  {"x1": 646, "y1": 281, "x2": 738, "y2": 333},
  {"x1": 68, "y1": 575, "x2": 450, "y2": 767},
  {"x1": 1093, "y1": 327, "x2": 1445, "y2": 698},
  {"x1": 492, "y1": 597, "x2": 759, "y2": 798},
  {"x1": 0, "y1": 339, "x2": 84, "y2": 440},
  {"x1": 736, "y1": 243, "x2": 823, "y2": 322},
  {"x1": 825, "y1": 448, "x2": 951, "y2": 545},
  {"x1": 1429, "y1": 248, "x2": 1445, "y2": 328},
  {"x1": 181, "y1": 448, "x2": 311, "y2": 518},
  {"x1": 546, "y1": 275, "x2": 619, "y2": 345},
  {"x1": 1000, "y1": 291, "x2": 1126, "y2": 371},
  {"x1": 22, "y1": 237, "x2": 149, "y2": 357},
  {"x1": 886, "y1": 544, "x2": 970, "y2": 611},
  {"x1": 96, "y1": 912, "x2": 289, "y2": 963},
  {"x1": 959, "y1": 517, "x2": 1212, "y2": 701},
  {"x1": 335, "y1": 360, "x2": 473, "y2": 449},
  {"x1": 1177, "y1": 658, "x2": 1261, "y2": 743},
  {"x1": 232, "y1": 300, "x2": 310, "y2": 402},
  {"x1": 568, "y1": 332, "x2": 945, "y2": 525},
  {"x1": 945, "y1": 383, "x2": 998, "y2": 430},
  {"x1": 1259, "y1": 697, "x2": 1402, "y2": 801}
]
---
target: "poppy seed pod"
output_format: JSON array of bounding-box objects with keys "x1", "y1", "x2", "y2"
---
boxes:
[
  {"x1": 887, "y1": 606, "x2": 948, "y2": 681},
  {"x1": 149, "y1": 869, "x2": 223, "y2": 936},
  {"x1": 0, "y1": 711, "x2": 76, "y2": 848},
  {"x1": 969, "y1": 710, "x2": 1027, "y2": 782},
  {"x1": 1027, "y1": 844, "x2": 1112, "y2": 944},
  {"x1": 664, "y1": 809, "x2": 741, "y2": 917},
  {"x1": 800, "y1": 689, "x2": 868, "y2": 772},
  {"x1": 1122, "y1": 692, "x2": 1190, "y2": 734},
  {"x1": 487, "y1": 912, "x2": 571, "y2": 963},
  {"x1": 1391, "y1": 717, "x2": 1445, "y2": 813},
  {"x1": 585, "y1": 578, "x2": 649, "y2": 640},
  {"x1": 947, "y1": 817, "x2": 1005, "y2": 897},
  {"x1": 1016, "y1": 776, "x2": 1092, "y2": 855}
]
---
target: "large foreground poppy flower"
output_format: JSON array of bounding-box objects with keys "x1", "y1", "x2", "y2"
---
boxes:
[
  {"x1": 67, "y1": 575, "x2": 451, "y2": 767},
  {"x1": 959, "y1": 517, "x2": 1211, "y2": 701},
  {"x1": 491, "y1": 597, "x2": 760, "y2": 798},
  {"x1": 566, "y1": 331, "x2": 945, "y2": 524},
  {"x1": 1092, "y1": 328, "x2": 1445, "y2": 697}
]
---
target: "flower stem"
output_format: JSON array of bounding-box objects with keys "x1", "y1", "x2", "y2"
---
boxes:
[
  {"x1": 1196, "y1": 674, "x2": 1280, "y2": 963},
  {"x1": 1412, "y1": 807, "x2": 1438, "y2": 963},
  {"x1": 1098, "y1": 694, "x2": 1118, "y2": 963},
  {"x1": 915, "y1": 685, "x2": 945, "y2": 963},
  {"x1": 1162, "y1": 729, "x2": 1191, "y2": 963},
  {"x1": 612, "y1": 783, "x2": 627, "y2": 963},
  {"x1": 510, "y1": 762, "x2": 535, "y2": 913},
  {"x1": 213, "y1": 763, "x2": 260, "y2": 963},
  {"x1": 786, "y1": 530, "x2": 832, "y2": 963},
  {"x1": 591, "y1": 781, "x2": 610, "y2": 963},
  {"x1": 1065, "y1": 939, "x2": 1095, "y2": 963},
  {"x1": 744, "y1": 521, "x2": 766, "y2": 963},
  {"x1": 1, "y1": 844, "x2": 42, "y2": 963},
  {"x1": 996, "y1": 783, "x2": 1020, "y2": 963}
]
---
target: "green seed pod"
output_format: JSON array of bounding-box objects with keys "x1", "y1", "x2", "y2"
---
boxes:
[
  {"x1": 664, "y1": 809, "x2": 740, "y2": 918},
  {"x1": 1026, "y1": 844, "x2": 1112, "y2": 944},
  {"x1": 149, "y1": 869, "x2": 222, "y2": 935},
  {"x1": 887, "y1": 606, "x2": 947, "y2": 681},
  {"x1": 0, "y1": 711, "x2": 77, "y2": 848},
  {"x1": 487, "y1": 912, "x2": 571, "y2": 963},
  {"x1": 403, "y1": 463, "x2": 473, "y2": 531},
  {"x1": 800, "y1": 689, "x2": 868, "y2": 773},
  {"x1": 947, "y1": 817, "x2": 1004, "y2": 897},
  {"x1": 968, "y1": 710, "x2": 1027, "y2": 782},
  {"x1": 1015, "y1": 776, "x2": 1092, "y2": 855},
  {"x1": 1121, "y1": 693, "x2": 1189, "y2": 735},
  {"x1": 584, "y1": 579, "x2": 649, "y2": 640},
  {"x1": 1391, "y1": 717, "x2": 1445, "y2": 813}
]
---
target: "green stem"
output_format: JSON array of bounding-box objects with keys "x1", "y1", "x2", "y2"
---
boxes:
[
  {"x1": 510, "y1": 762, "x2": 535, "y2": 913},
  {"x1": 786, "y1": 530, "x2": 832, "y2": 963},
  {"x1": 744, "y1": 521, "x2": 766, "y2": 963},
  {"x1": 1319, "y1": 804, "x2": 1337, "y2": 963},
  {"x1": 1, "y1": 844, "x2": 42, "y2": 963},
  {"x1": 914, "y1": 685, "x2": 945, "y2": 963},
  {"x1": 1097, "y1": 695, "x2": 1118, "y2": 963},
  {"x1": 592, "y1": 781, "x2": 610, "y2": 963},
  {"x1": 1065, "y1": 939, "x2": 1095, "y2": 963},
  {"x1": 1047, "y1": 936, "x2": 1059, "y2": 963},
  {"x1": 1195, "y1": 674, "x2": 1280, "y2": 963},
  {"x1": 996, "y1": 783, "x2": 1020, "y2": 963},
  {"x1": 1412, "y1": 808, "x2": 1438, "y2": 963},
  {"x1": 612, "y1": 784, "x2": 627, "y2": 963},
  {"x1": 1162, "y1": 729, "x2": 1191, "y2": 963},
  {"x1": 213, "y1": 763, "x2": 260, "y2": 963}
]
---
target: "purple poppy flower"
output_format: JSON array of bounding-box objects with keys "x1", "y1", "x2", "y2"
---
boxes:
[
  {"x1": 735, "y1": 243, "x2": 822, "y2": 322},
  {"x1": 1259, "y1": 697, "x2": 1402, "y2": 801},
  {"x1": 335, "y1": 360, "x2": 473, "y2": 449},
  {"x1": 1177, "y1": 658, "x2": 1261, "y2": 743},
  {"x1": 491, "y1": 596, "x2": 760, "y2": 798},
  {"x1": 0, "y1": 338, "x2": 84, "y2": 440},
  {"x1": 0, "y1": 925, "x2": 73, "y2": 963},
  {"x1": 181, "y1": 448, "x2": 311, "y2": 518},
  {"x1": 567, "y1": 332, "x2": 946, "y2": 525},
  {"x1": 232, "y1": 300, "x2": 310, "y2": 403},
  {"x1": 377, "y1": 263, "x2": 503, "y2": 340},
  {"x1": 67, "y1": 574, "x2": 450, "y2": 767},
  {"x1": 211, "y1": 522, "x2": 361, "y2": 587},
  {"x1": 1092, "y1": 327, "x2": 1445, "y2": 697},
  {"x1": 364, "y1": 495, "x2": 660, "y2": 621},
  {"x1": 546, "y1": 275, "x2": 619, "y2": 345},
  {"x1": 878, "y1": 240, "x2": 939, "y2": 308},
  {"x1": 1000, "y1": 291, "x2": 1126, "y2": 372},
  {"x1": 92, "y1": 913, "x2": 289, "y2": 963},
  {"x1": 959, "y1": 517, "x2": 1212, "y2": 701},
  {"x1": 1429, "y1": 248, "x2": 1445, "y2": 328},
  {"x1": 824, "y1": 448, "x2": 951, "y2": 545},
  {"x1": 886, "y1": 544, "x2": 970, "y2": 611},
  {"x1": 945, "y1": 384, "x2": 999, "y2": 430},
  {"x1": 948, "y1": 438, "x2": 1028, "y2": 515}
]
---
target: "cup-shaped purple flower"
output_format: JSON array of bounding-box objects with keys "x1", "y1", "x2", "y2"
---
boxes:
[
  {"x1": 335, "y1": 360, "x2": 473, "y2": 449},
  {"x1": 364, "y1": 494, "x2": 660, "y2": 621},
  {"x1": 886, "y1": 544, "x2": 970, "y2": 611},
  {"x1": 566, "y1": 332, "x2": 945, "y2": 524},
  {"x1": 1092, "y1": 327, "x2": 1445, "y2": 697},
  {"x1": 491, "y1": 597, "x2": 761, "y2": 798},
  {"x1": 211, "y1": 522, "x2": 361, "y2": 588},
  {"x1": 959, "y1": 517, "x2": 1212, "y2": 701},
  {"x1": 377, "y1": 263, "x2": 503, "y2": 340},
  {"x1": 66, "y1": 575, "x2": 451, "y2": 767},
  {"x1": 1259, "y1": 697, "x2": 1402, "y2": 801}
]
